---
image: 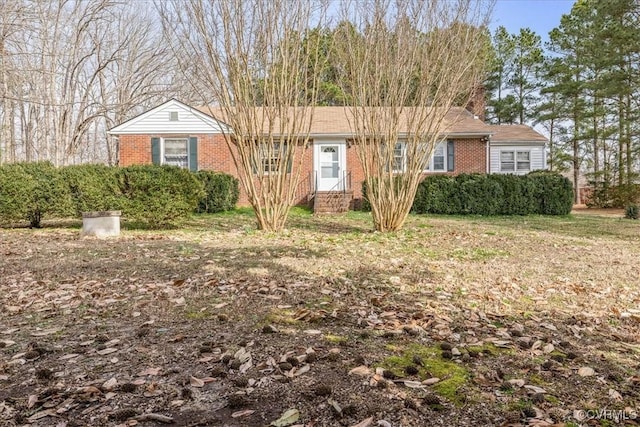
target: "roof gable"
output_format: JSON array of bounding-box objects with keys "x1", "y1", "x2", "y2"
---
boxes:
[{"x1": 108, "y1": 99, "x2": 229, "y2": 135}]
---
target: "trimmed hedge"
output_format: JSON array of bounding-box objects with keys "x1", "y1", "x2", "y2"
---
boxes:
[
  {"x1": 411, "y1": 172, "x2": 573, "y2": 216},
  {"x1": 412, "y1": 174, "x2": 461, "y2": 214},
  {"x1": 195, "y1": 171, "x2": 239, "y2": 213},
  {"x1": 0, "y1": 162, "x2": 73, "y2": 227},
  {"x1": 527, "y1": 171, "x2": 574, "y2": 215},
  {"x1": 0, "y1": 163, "x2": 239, "y2": 228},
  {"x1": 62, "y1": 164, "x2": 123, "y2": 216},
  {"x1": 362, "y1": 172, "x2": 573, "y2": 216},
  {"x1": 116, "y1": 165, "x2": 205, "y2": 227}
]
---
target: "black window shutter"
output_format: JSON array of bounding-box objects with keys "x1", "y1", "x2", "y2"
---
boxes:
[
  {"x1": 189, "y1": 137, "x2": 198, "y2": 171},
  {"x1": 447, "y1": 140, "x2": 455, "y2": 172},
  {"x1": 151, "y1": 137, "x2": 161, "y2": 165}
]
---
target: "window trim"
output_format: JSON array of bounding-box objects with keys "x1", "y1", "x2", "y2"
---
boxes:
[
  {"x1": 500, "y1": 149, "x2": 531, "y2": 173},
  {"x1": 162, "y1": 137, "x2": 189, "y2": 169}
]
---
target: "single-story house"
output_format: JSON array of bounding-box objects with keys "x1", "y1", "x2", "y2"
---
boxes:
[{"x1": 108, "y1": 99, "x2": 548, "y2": 212}]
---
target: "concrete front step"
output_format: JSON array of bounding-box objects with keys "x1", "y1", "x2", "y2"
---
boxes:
[{"x1": 313, "y1": 191, "x2": 353, "y2": 214}]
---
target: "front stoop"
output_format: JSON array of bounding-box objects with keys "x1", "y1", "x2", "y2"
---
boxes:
[{"x1": 313, "y1": 191, "x2": 353, "y2": 214}]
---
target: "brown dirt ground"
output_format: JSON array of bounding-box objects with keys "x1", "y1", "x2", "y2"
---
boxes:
[
  {"x1": 1, "y1": 212, "x2": 639, "y2": 427},
  {"x1": 571, "y1": 205, "x2": 626, "y2": 218}
]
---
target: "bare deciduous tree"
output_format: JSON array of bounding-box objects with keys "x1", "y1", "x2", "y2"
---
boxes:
[
  {"x1": 0, "y1": 1, "x2": 178, "y2": 165},
  {"x1": 160, "y1": 0, "x2": 327, "y2": 231},
  {"x1": 335, "y1": 0, "x2": 493, "y2": 231},
  {"x1": 0, "y1": 0, "x2": 27, "y2": 163}
]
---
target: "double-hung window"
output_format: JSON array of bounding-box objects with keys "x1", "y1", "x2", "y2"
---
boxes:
[
  {"x1": 500, "y1": 150, "x2": 530, "y2": 172},
  {"x1": 424, "y1": 142, "x2": 447, "y2": 172},
  {"x1": 257, "y1": 141, "x2": 290, "y2": 174},
  {"x1": 151, "y1": 136, "x2": 197, "y2": 171},
  {"x1": 393, "y1": 141, "x2": 450, "y2": 173},
  {"x1": 393, "y1": 142, "x2": 406, "y2": 172},
  {"x1": 163, "y1": 138, "x2": 189, "y2": 168}
]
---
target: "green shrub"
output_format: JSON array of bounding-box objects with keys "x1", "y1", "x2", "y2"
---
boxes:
[
  {"x1": 625, "y1": 204, "x2": 639, "y2": 220},
  {"x1": 61, "y1": 164, "x2": 123, "y2": 216},
  {"x1": 585, "y1": 182, "x2": 640, "y2": 208},
  {"x1": 195, "y1": 171, "x2": 239, "y2": 213},
  {"x1": 412, "y1": 172, "x2": 573, "y2": 216},
  {"x1": 490, "y1": 174, "x2": 537, "y2": 215},
  {"x1": 117, "y1": 165, "x2": 205, "y2": 228},
  {"x1": 0, "y1": 164, "x2": 35, "y2": 225},
  {"x1": 586, "y1": 180, "x2": 613, "y2": 208},
  {"x1": 361, "y1": 176, "x2": 411, "y2": 213},
  {"x1": 412, "y1": 175, "x2": 460, "y2": 214},
  {"x1": 527, "y1": 171, "x2": 574, "y2": 215},
  {"x1": 457, "y1": 174, "x2": 503, "y2": 215},
  {"x1": 0, "y1": 162, "x2": 73, "y2": 227},
  {"x1": 611, "y1": 184, "x2": 640, "y2": 208}
]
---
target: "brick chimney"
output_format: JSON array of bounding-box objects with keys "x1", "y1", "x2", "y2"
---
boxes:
[{"x1": 465, "y1": 84, "x2": 486, "y2": 122}]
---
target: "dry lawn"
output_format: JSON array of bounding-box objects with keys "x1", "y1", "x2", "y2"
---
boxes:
[{"x1": 1, "y1": 209, "x2": 639, "y2": 426}]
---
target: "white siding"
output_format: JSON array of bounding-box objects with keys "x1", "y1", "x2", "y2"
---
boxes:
[
  {"x1": 109, "y1": 99, "x2": 227, "y2": 134},
  {"x1": 490, "y1": 144, "x2": 545, "y2": 175}
]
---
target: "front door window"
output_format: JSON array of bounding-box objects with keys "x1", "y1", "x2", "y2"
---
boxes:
[{"x1": 320, "y1": 146, "x2": 339, "y2": 178}]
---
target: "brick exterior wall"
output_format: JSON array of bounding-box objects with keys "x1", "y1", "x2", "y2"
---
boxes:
[
  {"x1": 119, "y1": 134, "x2": 232, "y2": 170},
  {"x1": 118, "y1": 135, "x2": 153, "y2": 165},
  {"x1": 119, "y1": 134, "x2": 487, "y2": 207},
  {"x1": 453, "y1": 138, "x2": 487, "y2": 174}
]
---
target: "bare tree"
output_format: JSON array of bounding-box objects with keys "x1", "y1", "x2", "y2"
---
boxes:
[
  {"x1": 98, "y1": 5, "x2": 177, "y2": 165},
  {"x1": 0, "y1": 1, "x2": 178, "y2": 165},
  {"x1": 335, "y1": 0, "x2": 493, "y2": 231},
  {"x1": 0, "y1": 0, "x2": 27, "y2": 163},
  {"x1": 160, "y1": 0, "x2": 327, "y2": 231}
]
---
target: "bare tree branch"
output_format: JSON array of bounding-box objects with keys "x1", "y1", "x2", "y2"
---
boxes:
[
  {"x1": 335, "y1": 0, "x2": 493, "y2": 231},
  {"x1": 160, "y1": 0, "x2": 328, "y2": 231}
]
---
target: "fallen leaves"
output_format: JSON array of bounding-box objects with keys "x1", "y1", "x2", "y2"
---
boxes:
[
  {"x1": 270, "y1": 408, "x2": 300, "y2": 427},
  {"x1": 232, "y1": 409, "x2": 255, "y2": 418},
  {"x1": 1, "y1": 217, "x2": 639, "y2": 427},
  {"x1": 577, "y1": 366, "x2": 596, "y2": 377},
  {"x1": 348, "y1": 366, "x2": 372, "y2": 377},
  {"x1": 190, "y1": 376, "x2": 205, "y2": 387},
  {"x1": 350, "y1": 417, "x2": 374, "y2": 427},
  {"x1": 137, "y1": 367, "x2": 161, "y2": 377},
  {"x1": 102, "y1": 377, "x2": 118, "y2": 391},
  {"x1": 96, "y1": 347, "x2": 118, "y2": 356}
]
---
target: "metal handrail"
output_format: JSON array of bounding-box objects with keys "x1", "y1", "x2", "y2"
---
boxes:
[{"x1": 315, "y1": 169, "x2": 352, "y2": 194}]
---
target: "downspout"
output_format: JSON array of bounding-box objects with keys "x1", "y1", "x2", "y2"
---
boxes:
[{"x1": 486, "y1": 136, "x2": 490, "y2": 173}]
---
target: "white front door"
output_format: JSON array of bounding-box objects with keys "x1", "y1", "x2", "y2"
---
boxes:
[{"x1": 314, "y1": 142, "x2": 346, "y2": 191}]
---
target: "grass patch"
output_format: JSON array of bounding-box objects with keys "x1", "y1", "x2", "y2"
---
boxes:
[
  {"x1": 450, "y1": 247, "x2": 509, "y2": 261},
  {"x1": 465, "y1": 343, "x2": 509, "y2": 356},
  {"x1": 263, "y1": 309, "x2": 299, "y2": 326},
  {"x1": 324, "y1": 334, "x2": 348, "y2": 344},
  {"x1": 379, "y1": 344, "x2": 469, "y2": 405},
  {"x1": 184, "y1": 309, "x2": 212, "y2": 320}
]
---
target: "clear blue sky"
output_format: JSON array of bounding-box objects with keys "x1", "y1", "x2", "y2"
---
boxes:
[{"x1": 490, "y1": 0, "x2": 575, "y2": 42}]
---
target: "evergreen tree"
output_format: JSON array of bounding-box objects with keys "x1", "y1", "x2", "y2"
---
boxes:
[{"x1": 509, "y1": 28, "x2": 543, "y2": 124}]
